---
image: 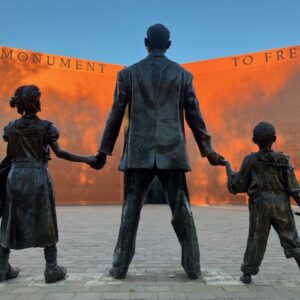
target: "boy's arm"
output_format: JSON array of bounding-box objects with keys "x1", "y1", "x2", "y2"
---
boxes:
[
  {"x1": 223, "y1": 160, "x2": 234, "y2": 177},
  {"x1": 286, "y1": 159, "x2": 300, "y2": 206},
  {"x1": 226, "y1": 157, "x2": 251, "y2": 194}
]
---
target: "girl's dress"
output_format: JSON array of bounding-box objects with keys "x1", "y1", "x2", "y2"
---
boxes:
[{"x1": 0, "y1": 114, "x2": 59, "y2": 249}]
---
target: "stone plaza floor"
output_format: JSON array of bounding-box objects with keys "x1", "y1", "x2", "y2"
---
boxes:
[{"x1": 1, "y1": 205, "x2": 300, "y2": 300}]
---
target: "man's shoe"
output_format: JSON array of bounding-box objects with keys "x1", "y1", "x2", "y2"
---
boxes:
[
  {"x1": 240, "y1": 273, "x2": 252, "y2": 284},
  {"x1": 6, "y1": 265, "x2": 20, "y2": 280},
  {"x1": 109, "y1": 267, "x2": 126, "y2": 279},
  {"x1": 44, "y1": 265, "x2": 67, "y2": 284},
  {"x1": 187, "y1": 272, "x2": 200, "y2": 280}
]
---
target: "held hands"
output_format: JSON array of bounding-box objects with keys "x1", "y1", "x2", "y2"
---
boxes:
[
  {"x1": 88, "y1": 152, "x2": 107, "y2": 170},
  {"x1": 220, "y1": 159, "x2": 234, "y2": 177},
  {"x1": 207, "y1": 152, "x2": 226, "y2": 166},
  {"x1": 87, "y1": 156, "x2": 99, "y2": 168}
]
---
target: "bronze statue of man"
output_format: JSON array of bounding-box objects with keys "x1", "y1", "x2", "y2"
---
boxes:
[{"x1": 94, "y1": 24, "x2": 225, "y2": 279}]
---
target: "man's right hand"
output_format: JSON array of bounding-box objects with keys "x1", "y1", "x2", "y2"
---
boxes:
[
  {"x1": 90, "y1": 152, "x2": 107, "y2": 170},
  {"x1": 207, "y1": 152, "x2": 226, "y2": 166}
]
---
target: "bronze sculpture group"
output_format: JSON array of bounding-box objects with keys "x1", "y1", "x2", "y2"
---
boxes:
[{"x1": 0, "y1": 24, "x2": 300, "y2": 285}]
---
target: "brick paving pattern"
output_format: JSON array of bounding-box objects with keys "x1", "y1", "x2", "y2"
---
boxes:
[{"x1": 0, "y1": 205, "x2": 300, "y2": 299}]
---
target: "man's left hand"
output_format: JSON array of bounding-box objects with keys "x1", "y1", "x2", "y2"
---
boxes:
[{"x1": 90, "y1": 152, "x2": 107, "y2": 170}]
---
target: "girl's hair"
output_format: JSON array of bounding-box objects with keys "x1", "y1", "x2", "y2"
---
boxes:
[{"x1": 10, "y1": 85, "x2": 41, "y2": 115}]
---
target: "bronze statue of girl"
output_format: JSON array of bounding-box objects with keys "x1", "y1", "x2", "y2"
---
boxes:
[{"x1": 0, "y1": 85, "x2": 96, "y2": 283}]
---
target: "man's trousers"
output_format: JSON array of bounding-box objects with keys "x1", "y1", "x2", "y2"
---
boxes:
[{"x1": 112, "y1": 169, "x2": 200, "y2": 275}]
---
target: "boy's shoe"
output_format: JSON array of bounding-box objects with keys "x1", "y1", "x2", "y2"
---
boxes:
[
  {"x1": 0, "y1": 247, "x2": 19, "y2": 282},
  {"x1": 109, "y1": 267, "x2": 126, "y2": 279},
  {"x1": 0, "y1": 264, "x2": 20, "y2": 282},
  {"x1": 293, "y1": 208, "x2": 300, "y2": 216},
  {"x1": 6, "y1": 265, "x2": 20, "y2": 280},
  {"x1": 186, "y1": 271, "x2": 200, "y2": 280},
  {"x1": 240, "y1": 273, "x2": 252, "y2": 284},
  {"x1": 44, "y1": 265, "x2": 67, "y2": 284}
]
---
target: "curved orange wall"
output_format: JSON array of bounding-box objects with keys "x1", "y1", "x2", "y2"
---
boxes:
[
  {"x1": 183, "y1": 45, "x2": 300, "y2": 205},
  {"x1": 0, "y1": 45, "x2": 299, "y2": 205},
  {"x1": 0, "y1": 47, "x2": 124, "y2": 205}
]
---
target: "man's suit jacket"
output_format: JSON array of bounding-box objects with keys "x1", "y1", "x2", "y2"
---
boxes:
[{"x1": 99, "y1": 50, "x2": 215, "y2": 171}]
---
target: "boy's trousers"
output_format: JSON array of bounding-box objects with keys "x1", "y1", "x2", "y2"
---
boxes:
[{"x1": 242, "y1": 193, "x2": 300, "y2": 275}]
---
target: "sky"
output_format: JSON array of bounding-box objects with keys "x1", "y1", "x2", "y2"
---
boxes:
[{"x1": 0, "y1": 0, "x2": 299, "y2": 66}]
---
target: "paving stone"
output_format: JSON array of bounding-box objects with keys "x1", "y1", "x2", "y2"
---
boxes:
[
  {"x1": 184, "y1": 292, "x2": 218, "y2": 300},
  {"x1": 158, "y1": 292, "x2": 186, "y2": 300},
  {"x1": 144, "y1": 286, "x2": 169, "y2": 292},
  {"x1": 129, "y1": 292, "x2": 158, "y2": 299},
  {"x1": 11, "y1": 287, "x2": 40, "y2": 293},
  {"x1": 47, "y1": 294, "x2": 76, "y2": 300},
  {"x1": 1, "y1": 205, "x2": 300, "y2": 300},
  {"x1": 0, "y1": 294, "x2": 18, "y2": 300},
  {"x1": 71, "y1": 292, "x2": 102, "y2": 300},
  {"x1": 13, "y1": 294, "x2": 37, "y2": 300},
  {"x1": 102, "y1": 292, "x2": 130, "y2": 299}
]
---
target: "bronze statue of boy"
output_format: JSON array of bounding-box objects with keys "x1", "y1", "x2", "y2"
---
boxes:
[{"x1": 224, "y1": 122, "x2": 300, "y2": 283}]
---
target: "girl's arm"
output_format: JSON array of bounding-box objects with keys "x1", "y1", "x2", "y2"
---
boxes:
[
  {"x1": 1, "y1": 126, "x2": 12, "y2": 165},
  {"x1": 49, "y1": 141, "x2": 95, "y2": 165}
]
